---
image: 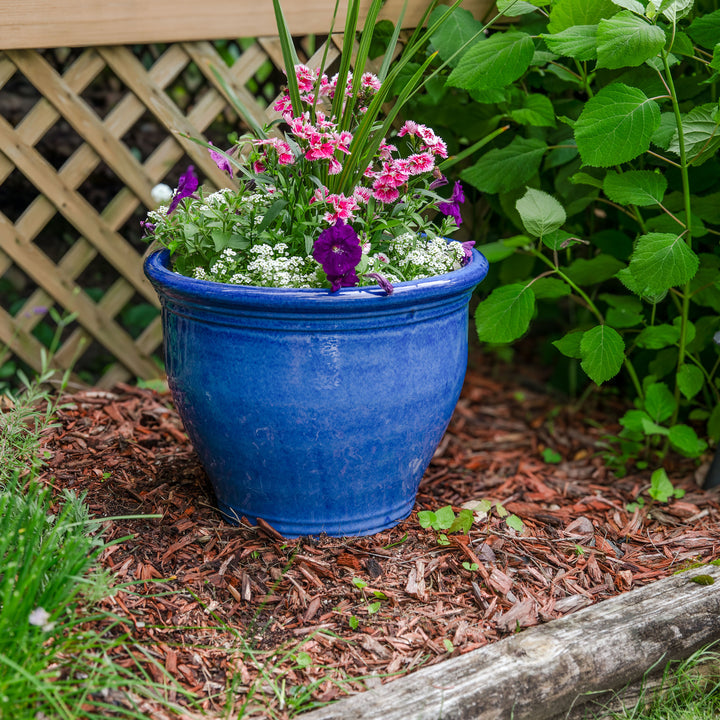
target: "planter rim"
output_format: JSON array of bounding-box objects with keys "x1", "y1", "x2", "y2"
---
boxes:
[{"x1": 144, "y1": 247, "x2": 489, "y2": 312}]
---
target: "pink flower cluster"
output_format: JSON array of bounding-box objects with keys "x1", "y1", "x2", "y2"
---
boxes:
[{"x1": 246, "y1": 65, "x2": 450, "y2": 218}]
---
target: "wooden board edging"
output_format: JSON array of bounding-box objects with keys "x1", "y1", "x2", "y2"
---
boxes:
[{"x1": 299, "y1": 564, "x2": 720, "y2": 720}]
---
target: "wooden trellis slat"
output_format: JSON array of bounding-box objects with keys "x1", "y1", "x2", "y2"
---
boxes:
[
  {"x1": 7, "y1": 50, "x2": 159, "y2": 206},
  {"x1": 0, "y1": 48, "x2": 183, "y2": 379},
  {"x1": 0, "y1": 115, "x2": 155, "y2": 301},
  {"x1": 98, "y1": 46, "x2": 237, "y2": 191},
  {"x1": 0, "y1": 212, "x2": 159, "y2": 379}
]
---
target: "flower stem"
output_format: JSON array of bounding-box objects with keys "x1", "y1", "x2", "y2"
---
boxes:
[
  {"x1": 662, "y1": 51, "x2": 693, "y2": 428},
  {"x1": 532, "y1": 249, "x2": 644, "y2": 401}
]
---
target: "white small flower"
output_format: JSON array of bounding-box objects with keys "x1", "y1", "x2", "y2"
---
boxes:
[
  {"x1": 29, "y1": 607, "x2": 55, "y2": 632},
  {"x1": 150, "y1": 183, "x2": 173, "y2": 205}
]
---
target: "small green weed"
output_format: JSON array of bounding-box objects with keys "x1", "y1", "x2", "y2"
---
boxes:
[
  {"x1": 418, "y1": 505, "x2": 474, "y2": 545},
  {"x1": 626, "y1": 468, "x2": 685, "y2": 511}
]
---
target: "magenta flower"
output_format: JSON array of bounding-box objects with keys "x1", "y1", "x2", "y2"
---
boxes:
[
  {"x1": 167, "y1": 166, "x2": 199, "y2": 215},
  {"x1": 437, "y1": 181, "x2": 465, "y2": 227},
  {"x1": 140, "y1": 220, "x2": 156, "y2": 236},
  {"x1": 372, "y1": 179, "x2": 399, "y2": 204},
  {"x1": 429, "y1": 174, "x2": 448, "y2": 190},
  {"x1": 406, "y1": 152, "x2": 434, "y2": 175},
  {"x1": 312, "y1": 220, "x2": 363, "y2": 292},
  {"x1": 461, "y1": 240, "x2": 475, "y2": 266},
  {"x1": 208, "y1": 144, "x2": 233, "y2": 177}
]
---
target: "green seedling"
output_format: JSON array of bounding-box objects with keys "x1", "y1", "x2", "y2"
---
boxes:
[{"x1": 627, "y1": 468, "x2": 686, "y2": 511}]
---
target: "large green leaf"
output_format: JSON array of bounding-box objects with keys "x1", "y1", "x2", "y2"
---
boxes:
[
  {"x1": 687, "y1": 8, "x2": 720, "y2": 49},
  {"x1": 580, "y1": 325, "x2": 625, "y2": 384},
  {"x1": 530, "y1": 277, "x2": 572, "y2": 299},
  {"x1": 564, "y1": 255, "x2": 626, "y2": 285},
  {"x1": 644, "y1": 382, "x2": 676, "y2": 423},
  {"x1": 497, "y1": 0, "x2": 541, "y2": 16},
  {"x1": 596, "y1": 11, "x2": 666, "y2": 69},
  {"x1": 509, "y1": 94, "x2": 557, "y2": 127},
  {"x1": 475, "y1": 284, "x2": 535, "y2": 344},
  {"x1": 447, "y1": 30, "x2": 535, "y2": 91},
  {"x1": 635, "y1": 323, "x2": 681, "y2": 349},
  {"x1": 429, "y1": 6, "x2": 484, "y2": 66},
  {"x1": 669, "y1": 424, "x2": 708, "y2": 457},
  {"x1": 601, "y1": 293, "x2": 644, "y2": 327},
  {"x1": 658, "y1": 0, "x2": 694, "y2": 23},
  {"x1": 548, "y1": 0, "x2": 618, "y2": 33},
  {"x1": 666, "y1": 104, "x2": 720, "y2": 166},
  {"x1": 542, "y1": 25, "x2": 598, "y2": 60},
  {"x1": 611, "y1": 0, "x2": 645, "y2": 13},
  {"x1": 574, "y1": 84, "x2": 661, "y2": 166},
  {"x1": 553, "y1": 330, "x2": 584, "y2": 358},
  {"x1": 711, "y1": 42, "x2": 720, "y2": 72},
  {"x1": 603, "y1": 170, "x2": 667, "y2": 206},
  {"x1": 516, "y1": 188, "x2": 567, "y2": 238},
  {"x1": 628, "y1": 232, "x2": 700, "y2": 294},
  {"x1": 460, "y1": 137, "x2": 547, "y2": 193},
  {"x1": 677, "y1": 363, "x2": 704, "y2": 400}
]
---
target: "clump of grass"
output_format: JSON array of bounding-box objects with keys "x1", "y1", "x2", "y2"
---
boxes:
[
  {"x1": 603, "y1": 645, "x2": 720, "y2": 720},
  {"x1": 0, "y1": 352, "x2": 203, "y2": 718}
]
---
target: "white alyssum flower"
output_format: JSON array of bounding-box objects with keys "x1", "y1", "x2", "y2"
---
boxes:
[
  {"x1": 150, "y1": 183, "x2": 173, "y2": 205},
  {"x1": 29, "y1": 607, "x2": 55, "y2": 632}
]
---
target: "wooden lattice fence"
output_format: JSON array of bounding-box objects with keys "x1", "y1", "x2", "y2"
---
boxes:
[{"x1": 0, "y1": 0, "x2": 492, "y2": 388}]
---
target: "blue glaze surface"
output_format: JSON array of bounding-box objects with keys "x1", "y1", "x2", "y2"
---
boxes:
[{"x1": 145, "y1": 248, "x2": 489, "y2": 537}]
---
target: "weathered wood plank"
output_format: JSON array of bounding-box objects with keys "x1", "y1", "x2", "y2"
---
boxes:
[
  {"x1": 0, "y1": 0, "x2": 494, "y2": 50},
  {"x1": 299, "y1": 564, "x2": 720, "y2": 720}
]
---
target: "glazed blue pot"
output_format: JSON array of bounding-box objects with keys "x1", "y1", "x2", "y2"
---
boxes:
[{"x1": 144, "y1": 248, "x2": 488, "y2": 537}]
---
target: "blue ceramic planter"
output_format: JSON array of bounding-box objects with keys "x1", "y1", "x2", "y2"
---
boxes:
[{"x1": 144, "y1": 248, "x2": 488, "y2": 537}]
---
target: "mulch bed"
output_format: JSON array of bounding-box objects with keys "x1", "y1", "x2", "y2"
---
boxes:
[{"x1": 36, "y1": 353, "x2": 720, "y2": 718}]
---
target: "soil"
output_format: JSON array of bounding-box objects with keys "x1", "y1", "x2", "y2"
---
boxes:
[{"x1": 34, "y1": 352, "x2": 720, "y2": 719}]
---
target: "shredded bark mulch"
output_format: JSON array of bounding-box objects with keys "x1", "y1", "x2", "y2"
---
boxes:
[{"x1": 35, "y1": 354, "x2": 720, "y2": 718}]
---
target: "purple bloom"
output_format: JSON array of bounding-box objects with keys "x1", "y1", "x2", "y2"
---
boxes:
[
  {"x1": 460, "y1": 240, "x2": 475, "y2": 266},
  {"x1": 429, "y1": 174, "x2": 448, "y2": 191},
  {"x1": 208, "y1": 143, "x2": 233, "y2": 177},
  {"x1": 140, "y1": 220, "x2": 156, "y2": 236},
  {"x1": 364, "y1": 272, "x2": 394, "y2": 295},
  {"x1": 437, "y1": 180, "x2": 465, "y2": 227},
  {"x1": 312, "y1": 220, "x2": 363, "y2": 292},
  {"x1": 167, "y1": 166, "x2": 199, "y2": 215}
]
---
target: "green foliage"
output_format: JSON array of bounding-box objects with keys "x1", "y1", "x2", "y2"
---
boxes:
[
  {"x1": 626, "y1": 467, "x2": 685, "y2": 509},
  {"x1": 605, "y1": 643, "x2": 720, "y2": 719},
  {"x1": 415, "y1": 0, "x2": 720, "y2": 470},
  {"x1": 418, "y1": 505, "x2": 474, "y2": 545}
]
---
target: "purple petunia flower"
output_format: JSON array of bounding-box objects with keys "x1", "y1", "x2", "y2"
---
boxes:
[
  {"x1": 167, "y1": 166, "x2": 199, "y2": 215},
  {"x1": 460, "y1": 240, "x2": 475, "y2": 266},
  {"x1": 312, "y1": 220, "x2": 363, "y2": 292},
  {"x1": 437, "y1": 180, "x2": 465, "y2": 227},
  {"x1": 364, "y1": 272, "x2": 394, "y2": 295},
  {"x1": 208, "y1": 143, "x2": 233, "y2": 177},
  {"x1": 429, "y1": 174, "x2": 448, "y2": 191}
]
